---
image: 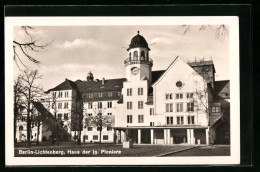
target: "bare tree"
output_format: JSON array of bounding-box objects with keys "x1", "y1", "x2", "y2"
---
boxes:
[
  {"x1": 84, "y1": 107, "x2": 114, "y2": 144},
  {"x1": 182, "y1": 25, "x2": 229, "y2": 40},
  {"x1": 13, "y1": 26, "x2": 53, "y2": 69},
  {"x1": 14, "y1": 75, "x2": 25, "y2": 143},
  {"x1": 20, "y1": 69, "x2": 43, "y2": 148}
]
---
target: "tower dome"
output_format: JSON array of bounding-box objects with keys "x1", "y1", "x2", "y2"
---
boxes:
[
  {"x1": 127, "y1": 31, "x2": 150, "y2": 51},
  {"x1": 87, "y1": 71, "x2": 94, "y2": 81}
]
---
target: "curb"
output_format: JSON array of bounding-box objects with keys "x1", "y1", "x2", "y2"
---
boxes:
[{"x1": 155, "y1": 145, "x2": 199, "y2": 157}]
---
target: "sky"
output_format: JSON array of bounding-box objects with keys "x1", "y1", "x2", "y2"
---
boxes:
[{"x1": 13, "y1": 25, "x2": 229, "y2": 91}]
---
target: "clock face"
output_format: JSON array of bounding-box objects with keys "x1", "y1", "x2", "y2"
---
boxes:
[{"x1": 131, "y1": 67, "x2": 139, "y2": 75}]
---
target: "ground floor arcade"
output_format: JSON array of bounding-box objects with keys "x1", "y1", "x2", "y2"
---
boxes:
[{"x1": 113, "y1": 127, "x2": 209, "y2": 145}]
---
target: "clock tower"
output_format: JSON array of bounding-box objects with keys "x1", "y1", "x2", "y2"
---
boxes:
[{"x1": 124, "y1": 31, "x2": 153, "y2": 84}]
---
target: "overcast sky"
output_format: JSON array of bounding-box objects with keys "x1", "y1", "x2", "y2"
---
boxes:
[{"x1": 13, "y1": 25, "x2": 229, "y2": 91}]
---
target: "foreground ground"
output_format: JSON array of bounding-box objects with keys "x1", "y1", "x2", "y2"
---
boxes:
[
  {"x1": 14, "y1": 142, "x2": 230, "y2": 157},
  {"x1": 164, "y1": 145, "x2": 230, "y2": 156}
]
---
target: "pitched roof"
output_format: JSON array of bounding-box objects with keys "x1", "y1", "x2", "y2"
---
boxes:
[
  {"x1": 151, "y1": 70, "x2": 165, "y2": 85},
  {"x1": 214, "y1": 80, "x2": 230, "y2": 99},
  {"x1": 46, "y1": 79, "x2": 79, "y2": 93},
  {"x1": 188, "y1": 60, "x2": 216, "y2": 73},
  {"x1": 209, "y1": 114, "x2": 223, "y2": 126},
  {"x1": 75, "y1": 78, "x2": 126, "y2": 93}
]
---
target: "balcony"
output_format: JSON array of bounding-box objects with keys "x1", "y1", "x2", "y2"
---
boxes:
[{"x1": 124, "y1": 57, "x2": 153, "y2": 67}]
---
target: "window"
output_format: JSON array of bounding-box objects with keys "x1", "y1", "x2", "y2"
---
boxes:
[
  {"x1": 107, "y1": 101, "x2": 112, "y2": 108},
  {"x1": 52, "y1": 92, "x2": 56, "y2": 98},
  {"x1": 98, "y1": 113, "x2": 102, "y2": 116},
  {"x1": 88, "y1": 102, "x2": 92, "y2": 109},
  {"x1": 97, "y1": 127, "x2": 101, "y2": 131},
  {"x1": 107, "y1": 127, "x2": 112, "y2": 131},
  {"x1": 187, "y1": 103, "x2": 194, "y2": 112},
  {"x1": 176, "y1": 103, "x2": 183, "y2": 112},
  {"x1": 138, "y1": 115, "x2": 144, "y2": 123},
  {"x1": 138, "y1": 88, "x2": 143, "y2": 95},
  {"x1": 108, "y1": 92, "x2": 112, "y2": 97},
  {"x1": 83, "y1": 135, "x2": 88, "y2": 141},
  {"x1": 118, "y1": 92, "x2": 121, "y2": 97},
  {"x1": 224, "y1": 130, "x2": 230, "y2": 140},
  {"x1": 127, "y1": 115, "x2": 132, "y2": 123},
  {"x1": 87, "y1": 113, "x2": 92, "y2": 116},
  {"x1": 127, "y1": 102, "x2": 132, "y2": 109},
  {"x1": 107, "y1": 113, "x2": 112, "y2": 116},
  {"x1": 127, "y1": 88, "x2": 132, "y2": 96},
  {"x1": 166, "y1": 103, "x2": 173, "y2": 112},
  {"x1": 150, "y1": 108, "x2": 154, "y2": 115},
  {"x1": 98, "y1": 92, "x2": 103, "y2": 97},
  {"x1": 57, "y1": 114, "x2": 62, "y2": 121},
  {"x1": 65, "y1": 91, "x2": 69, "y2": 97},
  {"x1": 52, "y1": 103, "x2": 55, "y2": 109},
  {"x1": 187, "y1": 93, "x2": 194, "y2": 99},
  {"x1": 166, "y1": 117, "x2": 174, "y2": 125},
  {"x1": 58, "y1": 103, "x2": 62, "y2": 109},
  {"x1": 89, "y1": 93, "x2": 93, "y2": 98},
  {"x1": 98, "y1": 102, "x2": 102, "y2": 108},
  {"x1": 58, "y1": 91, "x2": 63, "y2": 98},
  {"x1": 133, "y1": 51, "x2": 138, "y2": 59},
  {"x1": 212, "y1": 106, "x2": 220, "y2": 113},
  {"x1": 93, "y1": 135, "x2": 98, "y2": 140},
  {"x1": 141, "y1": 51, "x2": 145, "y2": 57},
  {"x1": 165, "y1": 94, "x2": 173, "y2": 100},
  {"x1": 138, "y1": 101, "x2": 143, "y2": 109},
  {"x1": 103, "y1": 135, "x2": 109, "y2": 140},
  {"x1": 150, "y1": 122, "x2": 154, "y2": 126},
  {"x1": 64, "y1": 102, "x2": 69, "y2": 109},
  {"x1": 64, "y1": 113, "x2": 68, "y2": 120},
  {"x1": 177, "y1": 116, "x2": 184, "y2": 125},
  {"x1": 87, "y1": 127, "x2": 93, "y2": 131},
  {"x1": 176, "y1": 93, "x2": 183, "y2": 99},
  {"x1": 187, "y1": 116, "x2": 195, "y2": 124}
]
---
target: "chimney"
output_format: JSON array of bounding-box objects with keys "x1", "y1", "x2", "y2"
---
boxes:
[{"x1": 102, "y1": 77, "x2": 105, "y2": 85}]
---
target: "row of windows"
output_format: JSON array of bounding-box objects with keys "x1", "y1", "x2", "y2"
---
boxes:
[
  {"x1": 52, "y1": 102, "x2": 69, "y2": 109},
  {"x1": 166, "y1": 116, "x2": 195, "y2": 125},
  {"x1": 86, "y1": 113, "x2": 112, "y2": 116},
  {"x1": 87, "y1": 101, "x2": 113, "y2": 109},
  {"x1": 52, "y1": 91, "x2": 69, "y2": 98},
  {"x1": 57, "y1": 113, "x2": 69, "y2": 121},
  {"x1": 127, "y1": 115, "x2": 144, "y2": 123},
  {"x1": 165, "y1": 93, "x2": 194, "y2": 100},
  {"x1": 83, "y1": 135, "x2": 109, "y2": 141},
  {"x1": 166, "y1": 103, "x2": 194, "y2": 112},
  {"x1": 127, "y1": 88, "x2": 143, "y2": 96},
  {"x1": 127, "y1": 101, "x2": 144, "y2": 109},
  {"x1": 129, "y1": 51, "x2": 149, "y2": 59},
  {"x1": 87, "y1": 91, "x2": 121, "y2": 98},
  {"x1": 86, "y1": 127, "x2": 112, "y2": 131}
]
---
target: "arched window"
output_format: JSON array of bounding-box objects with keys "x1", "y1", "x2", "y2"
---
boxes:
[
  {"x1": 129, "y1": 52, "x2": 131, "y2": 58},
  {"x1": 146, "y1": 52, "x2": 149, "y2": 60},
  {"x1": 133, "y1": 51, "x2": 138, "y2": 60},
  {"x1": 19, "y1": 126, "x2": 23, "y2": 131},
  {"x1": 140, "y1": 51, "x2": 145, "y2": 60}
]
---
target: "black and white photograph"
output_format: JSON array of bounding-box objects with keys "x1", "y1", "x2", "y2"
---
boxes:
[{"x1": 5, "y1": 16, "x2": 240, "y2": 165}]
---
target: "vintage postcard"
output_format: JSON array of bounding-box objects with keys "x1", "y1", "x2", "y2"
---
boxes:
[{"x1": 5, "y1": 16, "x2": 239, "y2": 166}]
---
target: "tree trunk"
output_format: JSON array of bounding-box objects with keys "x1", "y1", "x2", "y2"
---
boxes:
[
  {"x1": 36, "y1": 119, "x2": 40, "y2": 146},
  {"x1": 99, "y1": 128, "x2": 102, "y2": 144},
  {"x1": 26, "y1": 101, "x2": 31, "y2": 148}
]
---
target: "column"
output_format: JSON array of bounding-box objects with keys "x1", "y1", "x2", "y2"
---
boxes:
[
  {"x1": 187, "y1": 129, "x2": 191, "y2": 145},
  {"x1": 150, "y1": 129, "x2": 154, "y2": 144},
  {"x1": 190, "y1": 129, "x2": 194, "y2": 145},
  {"x1": 206, "y1": 128, "x2": 209, "y2": 145},
  {"x1": 138, "y1": 129, "x2": 141, "y2": 144},
  {"x1": 167, "y1": 129, "x2": 171, "y2": 144},
  {"x1": 164, "y1": 129, "x2": 167, "y2": 144}
]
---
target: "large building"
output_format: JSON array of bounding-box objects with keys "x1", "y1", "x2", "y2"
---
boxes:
[{"x1": 15, "y1": 31, "x2": 230, "y2": 145}]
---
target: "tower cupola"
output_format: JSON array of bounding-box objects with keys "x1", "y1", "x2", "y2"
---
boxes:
[{"x1": 87, "y1": 71, "x2": 94, "y2": 81}]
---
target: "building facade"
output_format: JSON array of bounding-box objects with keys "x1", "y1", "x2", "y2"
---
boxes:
[{"x1": 15, "y1": 31, "x2": 230, "y2": 145}]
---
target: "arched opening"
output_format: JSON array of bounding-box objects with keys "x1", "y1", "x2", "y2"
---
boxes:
[
  {"x1": 19, "y1": 126, "x2": 23, "y2": 131},
  {"x1": 146, "y1": 52, "x2": 149, "y2": 61},
  {"x1": 133, "y1": 51, "x2": 138, "y2": 60},
  {"x1": 140, "y1": 51, "x2": 145, "y2": 60}
]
